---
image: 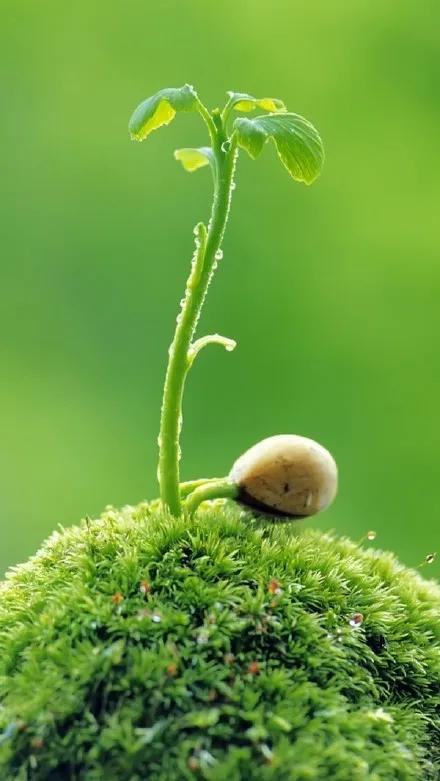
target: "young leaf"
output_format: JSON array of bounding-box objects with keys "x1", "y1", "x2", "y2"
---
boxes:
[
  {"x1": 129, "y1": 84, "x2": 198, "y2": 141},
  {"x1": 174, "y1": 147, "x2": 212, "y2": 173},
  {"x1": 234, "y1": 113, "x2": 324, "y2": 184},
  {"x1": 227, "y1": 91, "x2": 286, "y2": 114}
]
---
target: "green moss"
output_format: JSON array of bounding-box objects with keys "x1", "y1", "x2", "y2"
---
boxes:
[{"x1": 0, "y1": 502, "x2": 439, "y2": 780}]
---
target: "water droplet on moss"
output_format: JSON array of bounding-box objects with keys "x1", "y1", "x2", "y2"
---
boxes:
[
  {"x1": 367, "y1": 531, "x2": 377, "y2": 541},
  {"x1": 221, "y1": 140, "x2": 231, "y2": 153},
  {"x1": 349, "y1": 613, "x2": 364, "y2": 628},
  {"x1": 215, "y1": 249, "x2": 223, "y2": 261}
]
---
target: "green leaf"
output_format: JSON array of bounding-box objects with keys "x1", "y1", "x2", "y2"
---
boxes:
[
  {"x1": 182, "y1": 708, "x2": 220, "y2": 728},
  {"x1": 227, "y1": 91, "x2": 286, "y2": 114},
  {"x1": 234, "y1": 113, "x2": 324, "y2": 184},
  {"x1": 129, "y1": 84, "x2": 198, "y2": 141},
  {"x1": 174, "y1": 147, "x2": 212, "y2": 173}
]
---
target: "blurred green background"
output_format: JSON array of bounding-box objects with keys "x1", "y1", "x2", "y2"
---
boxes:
[{"x1": 1, "y1": 0, "x2": 439, "y2": 576}]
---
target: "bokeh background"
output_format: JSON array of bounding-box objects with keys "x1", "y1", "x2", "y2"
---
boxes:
[{"x1": 1, "y1": 0, "x2": 439, "y2": 576}]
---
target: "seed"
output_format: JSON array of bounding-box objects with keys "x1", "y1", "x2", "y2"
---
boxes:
[
  {"x1": 230, "y1": 434, "x2": 337, "y2": 517},
  {"x1": 111, "y1": 592, "x2": 124, "y2": 605}
]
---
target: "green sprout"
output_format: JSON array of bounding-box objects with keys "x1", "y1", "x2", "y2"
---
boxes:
[{"x1": 129, "y1": 85, "x2": 325, "y2": 517}]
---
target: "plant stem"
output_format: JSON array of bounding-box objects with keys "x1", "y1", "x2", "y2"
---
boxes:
[
  {"x1": 184, "y1": 479, "x2": 238, "y2": 515},
  {"x1": 158, "y1": 124, "x2": 237, "y2": 516},
  {"x1": 179, "y1": 478, "x2": 222, "y2": 498}
]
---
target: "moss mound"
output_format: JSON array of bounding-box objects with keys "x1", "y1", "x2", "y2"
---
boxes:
[{"x1": 0, "y1": 502, "x2": 439, "y2": 780}]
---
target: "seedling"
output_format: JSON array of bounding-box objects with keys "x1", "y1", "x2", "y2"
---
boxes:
[
  {"x1": 129, "y1": 85, "x2": 335, "y2": 518},
  {"x1": 0, "y1": 85, "x2": 439, "y2": 781}
]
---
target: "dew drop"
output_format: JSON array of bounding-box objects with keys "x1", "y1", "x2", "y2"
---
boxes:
[
  {"x1": 151, "y1": 613, "x2": 162, "y2": 623},
  {"x1": 215, "y1": 249, "x2": 223, "y2": 261},
  {"x1": 367, "y1": 530, "x2": 377, "y2": 541},
  {"x1": 230, "y1": 181, "x2": 236, "y2": 190},
  {"x1": 425, "y1": 552, "x2": 437, "y2": 564},
  {"x1": 349, "y1": 612, "x2": 364, "y2": 628},
  {"x1": 221, "y1": 140, "x2": 231, "y2": 153}
]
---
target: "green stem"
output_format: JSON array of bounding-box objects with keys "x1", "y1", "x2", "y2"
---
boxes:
[
  {"x1": 184, "y1": 479, "x2": 238, "y2": 515},
  {"x1": 158, "y1": 123, "x2": 237, "y2": 516},
  {"x1": 179, "y1": 478, "x2": 222, "y2": 499}
]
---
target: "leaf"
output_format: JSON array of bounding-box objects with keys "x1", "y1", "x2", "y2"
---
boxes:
[
  {"x1": 182, "y1": 708, "x2": 220, "y2": 728},
  {"x1": 227, "y1": 91, "x2": 286, "y2": 114},
  {"x1": 129, "y1": 84, "x2": 198, "y2": 141},
  {"x1": 234, "y1": 113, "x2": 324, "y2": 184},
  {"x1": 174, "y1": 147, "x2": 212, "y2": 173}
]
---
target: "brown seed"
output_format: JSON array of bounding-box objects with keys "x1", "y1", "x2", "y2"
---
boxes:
[
  {"x1": 230, "y1": 435, "x2": 338, "y2": 517},
  {"x1": 349, "y1": 613, "x2": 364, "y2": 628},
  {"x1": 111, "y1": 592, "x2": 124, "y2": 605}
]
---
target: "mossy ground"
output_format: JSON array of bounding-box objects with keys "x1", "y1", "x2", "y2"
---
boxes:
[{"x1": 0, "y1": 501, "x2": 439, "y2": 780}]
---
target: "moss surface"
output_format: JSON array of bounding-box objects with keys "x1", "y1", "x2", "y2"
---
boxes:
[{"x1": 0, "y1": 501, "x2": 439, "y2": 780}]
